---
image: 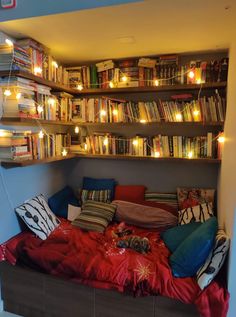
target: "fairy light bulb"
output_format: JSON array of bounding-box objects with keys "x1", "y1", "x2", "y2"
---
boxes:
[
  {"x1": 103, "y1": 137, "x2": 108, "y2": 146},
  {"x1": 37, "y1": 105, "x2": 44, "y2": 114},
  {"x1": 16, "y1": 92, "x2": 21, "y2": 99},
  {"x1": 140, "y1": 119, "x2": 147, "y2": 123},
  {"x1": 196, "y1": 79, "x2": 201, "y2": 84},
  {"x1": 52, "y1": 61, "x2": 58, "y2": 68},
  {"x1": 109, "y1": 81, "x2": 114, "y2": 88},
  {"x1": 75, "y1": 126, "x2": 79, "y2": 134},
  {"x1": 112, "y1": 109, "x2": 118, "y2": 116},
  {"x1": 193, "y1": 110, "x2": 200, "y2": 117},
  {"x1": 5, "y1": 39, "x2": 13, "y2": 47},
  {"x1": 100, "y1": 109, "x2": 107, "y2": 117},
  {"x1": 84, "y1": 143, "x2": 88, "y2": 151},
  {"x1": 175, "y1": 113, "x2": 182, "y2": 121},
  {"x1": 188, "y1": 70, "x2": 195, "y2": 79},
  {"x1": 77, "y1": 83, "x2": 83, "y2": 91},
  {"x1": 154, "y1": 151, "x2": 160, "y2": 158},
  {"x1": 218, "y1": 136, "x2": 225, "y2": 143},
  {"x1": 48, "y1": 98, "x2": 55, "y2": 106},
  {"x1": 121, "y1": 75, "x2": 128, "y2": 82},
  {"x1": 62, "y1": 149, "x2": 68, "y2": 157},
  {"x1": 34, "y1": 66, "x2": 42, "y2": 75},
  {"x1": 4, "y1": 89, "x2": 11, "y2": 97},
  {"x1": 132, "y1": 139, "x2": 138, "y2": 146},
  {"x1": 154, "y1": 79, "x2": 159, "y2": 86},
  {"x1": 188, "y1": 151, "x2": 193, "y2": 159},
  {"x1": 0, "y1": 130, "x2": 6, "y2": 137},
  {"x1": 38, "y1": 130, "x2": 44, "y2": 139}
]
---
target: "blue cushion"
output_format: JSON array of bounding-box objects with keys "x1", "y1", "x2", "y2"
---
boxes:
[
  {"x1": 170, "y1": 217, "x2": 218, "y2": 277},
  {"x1": 83, "y1": 177, "x2": 116, "y2": 199},
  {"x1": 48, "y1": 186, "x2": 80, "y2": 219},
  {"x1": 161, "y1": 222, "x2": 202, "y2": 253}
]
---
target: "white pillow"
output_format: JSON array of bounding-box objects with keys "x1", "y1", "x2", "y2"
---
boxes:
[
  {"x1": 178, "y1": 202, "x2": 214, "y2": 225},
  {"x1": 68, "y1": 204, "x2": 81, "y2": 221},
  {"x1": 15, "y1": 194, "x2": 60, "y2": 240},
  {"x1": 197, "y1": 229, "x2": 230, "y2": 289}
]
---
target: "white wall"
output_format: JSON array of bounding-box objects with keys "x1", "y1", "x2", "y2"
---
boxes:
[{"x1": 218, "y1": 44, "x2": 236, "y2": 317}]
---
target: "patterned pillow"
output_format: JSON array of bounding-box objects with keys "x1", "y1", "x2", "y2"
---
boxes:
[
  {"x1": 72, "y1": 200, "x2": 116, "y2": 233},
  {"x1": 81, "y1": 189, "x2": 111, "y2": 204},
  {"x1": 15, "y1": 194, "x2": 60, "y2": 240},
  {"x1": 197, "y1": 229, "x2": 230, "y2": 289},
  {"x1": 178, "y1": 202, "x2": 214, "y2": 225},
  {"x1": 177, "y1": 187, "x2": 215, "y2": 210},
  {"x1": 145, "y1": 192, "x2": 178, "y2": 211}
]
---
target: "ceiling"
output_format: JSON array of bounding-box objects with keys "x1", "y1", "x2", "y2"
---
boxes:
[{"x1": 0, "y1": 0, "x2": 235, "y2": 64}]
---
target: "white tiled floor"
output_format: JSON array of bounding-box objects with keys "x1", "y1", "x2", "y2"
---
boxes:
[{"x1": 0, "y1": 312, "x2": 22, "y2": 317}]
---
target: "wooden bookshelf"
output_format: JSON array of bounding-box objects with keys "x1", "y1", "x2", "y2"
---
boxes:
[
  {"x1": 0, "y1": 117, "x2": 74, "y2": 126},
  {"x1": 0, "y1": 154, "x2": 76, "y2": 168},
  {"x1": 75, "y1": 153, "x2": 221, "y2": 164}
]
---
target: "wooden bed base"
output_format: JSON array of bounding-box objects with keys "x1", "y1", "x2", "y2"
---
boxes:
[{"x1": 0, "y1": 262, "x2": 199, "y2": 317}]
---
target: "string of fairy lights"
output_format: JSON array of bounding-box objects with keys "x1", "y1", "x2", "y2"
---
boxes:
[{"x1": 1, "y1": 38, "x2": 225, "y2": 160}]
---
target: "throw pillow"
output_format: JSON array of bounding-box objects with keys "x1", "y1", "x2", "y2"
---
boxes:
[
  {"x1": 145, "y1": 192, "x2": 179, "y2": 211},
  {"x1": 177, "y1": 187, "x2": 215, "y2": 210},
  {"x1": 114, "y1": 185, "x2": 146, "y2": 202},
  {"x1": 161, "y1": 222, "x2": 202, "y2": 253},
  {"x1": 197, "y1": 229, "x2": 230, "y2": 289},
  {"x1": 82, "y1": 177, "x2": 116, "y2": 199},
  {"x1": 81, "y1": 189, "x2": 111, "y2": 204},
  {"x1": 178, "y1": 202, "x2": 214, "y2": 225},
  {"x1": 170, "y1": 217, "x2": 218, "y2": 277},
  {"x1": 48, "y1": 186, "x2": 80, "y2": 219},
  {"x1": 15, "y1": 194, "x2": 60, "y2": 240},
  {"x1": 72, "y1": 200, "x2": 117, "y2": 233}
]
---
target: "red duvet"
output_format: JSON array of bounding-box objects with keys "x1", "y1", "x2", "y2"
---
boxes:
[{"x1": 1, "y1": 219, "x2": 229, "y2": 317}]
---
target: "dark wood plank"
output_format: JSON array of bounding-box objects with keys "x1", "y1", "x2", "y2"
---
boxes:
[
  {"x1": 155, "y1": 296, "x2": 199, "y2": 317},
  {"x1": 0, "y1": 117, "x2": 74, "y2": 126}
]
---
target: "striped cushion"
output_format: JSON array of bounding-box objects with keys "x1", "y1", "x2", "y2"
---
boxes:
[
  {"x1": 81, "y1": 189, "x2": 111, "y2": 204},
  {"x1": 145, "y1": 192, "x2": 178, "y2": 210},
  {"x1": 178, "y1": 202, "x2": 214, "y2": 225},
  {"x1": 72, "y1": 200, "x2": 116, "y2": 233}
]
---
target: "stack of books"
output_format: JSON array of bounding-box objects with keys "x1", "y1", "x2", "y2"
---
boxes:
[
  {"x1": 0, "y1": 44, "x2": 31, "y2": 72},
  {"x1": 52, "y1": 92, "x2": 73, "y2": 122}
]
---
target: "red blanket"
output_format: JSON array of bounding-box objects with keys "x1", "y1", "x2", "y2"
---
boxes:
[{"x1": 1, "y1": 219, "x2": 229, "y2": 317}]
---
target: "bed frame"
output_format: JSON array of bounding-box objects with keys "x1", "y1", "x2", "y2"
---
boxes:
[{"x1": 0, "y1": 262, "x2": 199, "y2": 317}]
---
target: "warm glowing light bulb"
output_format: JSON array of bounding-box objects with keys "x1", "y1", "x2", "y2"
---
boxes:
[
  {"x1": 188, "y1": 151, "x2": 193, "y2": 159},
  {"x1": 52, "y1": 61, "x2": 58, "y2": 68},
  {"x1": 196, "y1": 79, "x2": 201, "y2": 84},
  {"x1": 188, "y1": 70, "x2": 195, "y2": 79},
  {"x1": 121, "y1": 75, "x2": 128, "y2": 82},
  {"x1": 103, "y1": 137, "x2": 108, "y2": 146},
  {"x1": 218, "y1": 136, "x2": 225, "y2": 143},
  {"x1": 132, "y1": 139, "x2": 138, "y2": 146},
  {"x1": 109, "y1": 81, "x2": 114, "y2": 88},
  {"x1": 84, "y1": 144, "x2": 88, "y2": 151},
  {"x1": 113, "y1": 109, "x2": 118, "y2": 116},
  {"x1": 154, "y1": 79, "x2": 159, "y2": 86},
  {"x1": 4, "y1": 89, "x2": 11, "y2": 97},
  {"x1": 193, "y1": 110, "x2": 200, "y2": 117},
  {"x1": 5, "y1": 39, "x2": 13, "y2": 47},
  {"x1": 16, "y1": 92, "x2": 21, "y2": 99},
  {"x1": 62, "y1": 149, "x2": 68, "y2": 156},
  {"x1": 100, "y1": 109, "x2": 107, "y2": 117},
  {"x1": 77, "y1": 84, "x2": 83, "y2": 91},
  {"x1": 34, "y1": 66, "x2": 42, "y2": 75},
  {"x1": 140, "y1": 119, "x2": 147, "y2": 123},
  {"x1": 75, "y1": 126, "x2": 79, "y2": 134},
  {"x1": 38, "y1": 130, "x2": 44, "y2": 139},
  {"x1": 37, "y1": 105, "x2": 44, "y2": 114},
  {"x1": 0, "y1": 130, "x2": 6, "y2": 137},
  {"x1": 154, "y1": 151, "x2": 160, "y2": 158},
  {"x1": 48, "y1": 98, "x2": 55, "y2": 106},
  {"x1": 175, "y1": 113, "x2": 182, "y2": 121}
]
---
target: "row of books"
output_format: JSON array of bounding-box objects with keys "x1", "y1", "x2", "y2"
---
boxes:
[
  {"x1": 0, "y1": 130, "x2": 71, "y2": 160},
  {"x1": 66, "y1": 56, "x2": 228, "y2": 89},
  {"x1": 0, "y1": 77, "x2": 73, "y2": 121},
  {"x1": 72, "y1": 94, "x2": 226, "y2": 123},
  {"x1": 84, "y1": 132, "x2": 221, "y2": 159},
  {"x1": 0, "y1": 44, "x2": 31, "y2": 73}
]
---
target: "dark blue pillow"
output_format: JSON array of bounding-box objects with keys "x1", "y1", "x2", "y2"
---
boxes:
[
  {"x1": 170, "y1": 217, "x2": 218, "y2": 277},
  {"x1": 83, "y1": 177, "x2": 116, "y2": 199},
  {"x1": 161, "y1": 222, "x2": 202, "y2": 253},
  {"x1": 48, "y1": 186, "x2": 80, "y2": 219}
]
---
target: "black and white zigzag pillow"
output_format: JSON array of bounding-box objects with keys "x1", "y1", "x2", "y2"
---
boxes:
[
  {"x1": 197, "y1": 229, "x2": 230, "y2": 289},
  {"x1": 178, "y1": 202, "x2": 214, "y2": 225},
  {"x1": 15, "y1": 194, "x2": 60, "y2": 240}
]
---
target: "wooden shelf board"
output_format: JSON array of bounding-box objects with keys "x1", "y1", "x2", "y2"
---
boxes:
[
  {"x1": 73, "y1": 121, "x2": 224, "y2": 127},
  {"x1": 78, "y1": 82, "x2": 227, "y2": 95},
  {"x1": 0, "y1": 154, "x2": 76, "y2": 168},
  {"x1": 0, "y1": 70, "x2": 78, "y2": 94},
  {"x1": 0, "y1": 117, "x2": 74, "y2": 126},
  {"x1": 75, "y1": 153, "x2": 221, "y2": 163}
]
